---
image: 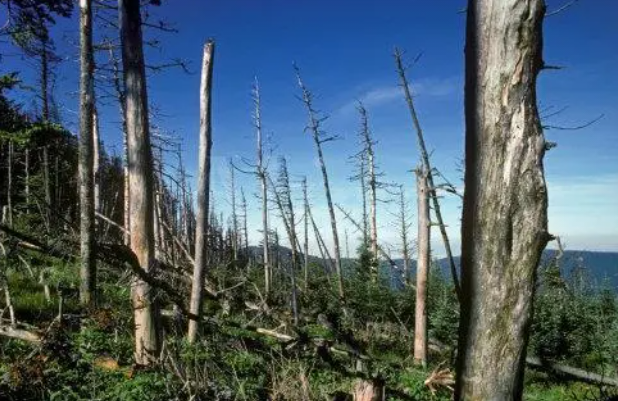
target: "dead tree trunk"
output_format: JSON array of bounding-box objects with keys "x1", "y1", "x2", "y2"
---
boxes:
[
  {"x1": 455, "y1": 0, "x2": 549, "y2": 399},
  {"x1": 188, "y1": 40, "x2": 215, "y2": 344},
  {"x1": 93, "y1": 106, "x2": 101, "y2": 216},
  {"x1": 78, "y1": 0, "x2": 96, "y2": 307},
  {"x1": 6, "y1": 142, "x2": 13, "y2": 227},
  {"x1": 273, "y1": 158, "x2": 299, "y2": 324},
  {"x1": 108, "y1": 46, "x2": 130, "y2": 246},
  {"x1": 394, "y1": 49, "x2": 461, "y2": 302},
  {"x1": 295, "y1": 67, "x2": 345, "y2": 300},
  {"x1": 302, "y1": 177, "x2": 310, "y2": 290},
  {"x1": 358, "y1": 103, "x2": 379, "y2": 275},
  {"x1": 229, "y1": 160, "x2": 239, "y2": 261},
  {"x1": 119, "y1": 0, "x2": 161, "y2": 365},
  {"x1": 396, "y1": 185, "x2": 412, "y2": 286},
  {"x1": 253, "y1": 79, "x2": 271, "y2": 297},
  {"x1": 414, "y1": 168, "x2": 430, "y2": 367},
  {"x1": 241, "y1": 188, "x2": 249, "y2": 258},
  {"x1": 24, "y1": 149, "x2": 30, "y2": 213}
]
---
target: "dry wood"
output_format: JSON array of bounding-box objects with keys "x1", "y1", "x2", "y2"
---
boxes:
[
  {"x1": 455, "y1": 1, "x2": 550, "y2": 399},
  {"x1": 188, "y1": 40, "x2": 215, "y2": 343},
  {"x1": 78, "y1": 0, "x2": 96, "y2": 307},
  {"x1": 119, "y1": 0, "x2": 161, "y2": 365}
]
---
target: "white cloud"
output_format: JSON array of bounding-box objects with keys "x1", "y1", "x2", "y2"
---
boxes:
[{"x1": 338, "y1": 76, "x2": 460, "y2": 115}]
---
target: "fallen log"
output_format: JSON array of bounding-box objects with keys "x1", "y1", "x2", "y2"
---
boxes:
[
  {"x1": 0, "y1": 325, "x2": 41, "y2": 343},
  {"x1": 526, "y1": 356, "x2": 618, "y2": 387}
]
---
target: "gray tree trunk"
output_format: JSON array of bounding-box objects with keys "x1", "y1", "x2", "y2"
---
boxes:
[
  {"x1": 6, "y1": 142, "x2": 13, "y2": 227},
  {"x1": 188, "y1": 40, "x2": 215, "y2": 343},
  {"x1": 253, "y1": 79, "x2": 271, "y2": 297},
  {"x1": 395, "y1": 50, "x2": 461, "y2": 302},
  {"x1": 93, "y1": 106, "x2": 101, "y2": 216},
  {"x1": 302, "y1": 177, "x2": 310, "y2": 290},
  {"x1": 455, "y1": 0, "x2": 549, "y2": 399},
  {"x1": 78, "y1": 0, "x2": 96, "y2": 307},
  {"x1": 119, "y1": 0, "x2": 161, "y2": 365},
  {"x1": 414, "y1": 169, "x2": 430, "y2": 367},
  {"x1": 295, "y1": 69, "x2": 344, "y2": 300}
]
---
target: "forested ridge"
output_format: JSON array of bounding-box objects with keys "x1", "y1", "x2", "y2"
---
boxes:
[{"x1": 1, "y1": 1, "x2": 617, "y2": 400}]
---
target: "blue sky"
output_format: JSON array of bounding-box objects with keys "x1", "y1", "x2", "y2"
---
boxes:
[{"x1": 2, "y1": 0, "x2": 617, "y2": 256}]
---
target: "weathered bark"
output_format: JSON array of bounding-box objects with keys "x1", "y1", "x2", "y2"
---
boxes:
[
  {"x1": 455, "y1": 0, "x2": 549, "y2": 399},
  {"x1": 109, "y1": 47, "x2": 131, "y2": 246},
  {"x1": 119, "y1": 0, "x2": 161, "y2": 365},
  {"x1": 352, "y1": 379, "x2": 383, "y2": 401},
  {"x1": 253, "y1": 79, "x2": 271, "y2": 297},
  {"x1": 414, "y1": 169, "x2": 430, "y2": 367},
  {"x1": 308, "y1": 204, "x2": 334, "y2": 273},
  {"x1": 78, "y1": 0, "x2": 96, "y2": 307},
  {"x1": 302, "y1": 177, "x2": 310, "y2": 290},
  {"x1": 93, "y1": 106, "x2": 101, "y2": 215},
  {"x1": 24, "y1": 149, "x2": 30, "y2": 213},
  {"x1": 295, "y1": 68, "x2": 345, "y2": 300},
  {"x1": 358, "y1": 104, "x2": 378, "y2": 269},
  {"x1": 397, "y1": 185, "x2": 412, "y2": 287},
  {"x1": 394, "y1": 49, "x2": 461, "y2": 302},
  {"x1": 6, "y1": 142, "x2": 13, "y2": 227},
  {"x1": 229, "y1": 160, "x2": 239, "y2": 260},
  {"x1": 241, "y1": 188, "x2": 249, "y2": 257},
  {"x1": 272, "y1": 159, "x2": 299, "y2": 324},
  {"x1": 188, "y1": 40, "x2": 215, "y2": 343}
]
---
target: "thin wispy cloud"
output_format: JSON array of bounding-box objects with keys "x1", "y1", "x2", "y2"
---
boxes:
[{"x1": 338, "y1": 76, "x2": 461, "y2": 115}]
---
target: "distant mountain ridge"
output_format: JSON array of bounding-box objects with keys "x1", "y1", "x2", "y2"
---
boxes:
[{"x1": 248, "y1": 246, "x2": 618, "y2": 290}]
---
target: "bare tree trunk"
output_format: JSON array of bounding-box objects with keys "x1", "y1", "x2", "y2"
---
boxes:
[
  {"x1": 394, "y1": 50, "x2": 461, "y2": 302},
  {"x1": 308, "y1": 204, "x2": 334, "y2": 274},
  {"x1": 414, "y1": 169, "x2": 430, "y2": 367},
  {"x1": 229, "y1": 160, "x2": 239, "y2": 261},
  {"x1": 241, "y1": 188, "x2": 249, "y2": 257},
  {"x1": 24, "y1": 149, "x2": 30, "y2": 214},
  {"x1": 295, "y1": 67, "x2": 344, "y2": 300},
  {"x1": 397, "y1": 185, "x2": 411, "y2": 286},
  {"x1": 93, "y1": 106, "x2": 101, "y2": 216},
  {"x1": 109, "y1": 46, "x2": 130, "y2": 246},
  {"x1": 43, "y1": 146, "x2": 52, "y2": 229},
  {"x1": 358, "y1": 104, "x2": 378, "y2": 275},
  {"x1": 119, "y1": 0, "x2": 161, "y2": 365},
  {"x1": 454, "y1": 1, "x2": 549, "y2": 399},
  {"x1": 302, "y1": 177, "x2": 310, "y2": 290},
  {"x1": 188, "y1": 40, "x2": 215, "y2": 344},
  {"x1": 272, "y1": 159, "x2": 299, "y2": 324},
  {"x1": 6, "y1": 142, "x2": 13, "y2": 227},
  {"x1": 79, "y1": 0, "x2": 96, "y2": 307},
  {"x1": 253, "y1": 79, "x2": 271, "y2": 297}
]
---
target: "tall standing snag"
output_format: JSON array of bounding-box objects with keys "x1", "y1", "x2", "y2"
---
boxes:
[
  {"x1": 119, "y1": 0, "x2": 161, "y2": 365},
  {"x1": 188, "y1": 40, "x2": 215, "y2": 343},
  {"x1": 394, "y1": 49, "x2": 461, "y2": 302},
  {"x1": 78, "y1": 0, "x2": 96, "y2": 307},
  {"x1": 253, "y1": 79, "x2": 272, "y2": 297},
  {"x1": 455, "y1": 0, "x2": 549, "y2": 399},
  {"x1": 413, "y1": 168, "x2": 430, "y2": 367},
  {"x1": 295, "y1": 65, "x2": 344, "y2": 300}
]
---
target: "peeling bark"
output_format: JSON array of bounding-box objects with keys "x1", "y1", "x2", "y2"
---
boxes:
[
  {"x1": 188, "y1": 40, "x2": 215, "y2": 343},
  {"x1": 119, "y1": 0, "x2": 161, "y2": 365},
  {"x1": 455, "y1": 0, "x2": 549, "y2": 399},
  {"x1": 78, "y1": 0, "x2": 96, "y2": 307},
  {"x1": 414, "y1": 169, "x2": 430, "y2": 367}
]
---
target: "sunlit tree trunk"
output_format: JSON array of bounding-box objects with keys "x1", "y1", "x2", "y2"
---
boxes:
[
  {"x1": 188, "y1": 40, "x2": 215, "y2": 343},
  {"x1": 455, "y1": 0, "x2": 549, "y2": 399},
  {"x1": 119, "y1": 0, "x2": 161, "y2": 365},
  {"x1": 253, "y1": 79, "x2": 271, "y2": 297},
  {"x1": 78, "y1": 0, "x2": 96, "y2": 307},
  {"x1": 295, "y1": 68, "x2": 344, "y2": 300},
  {"x1": 414, "y1": 168, "x2": 430, "y2": 367}
]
